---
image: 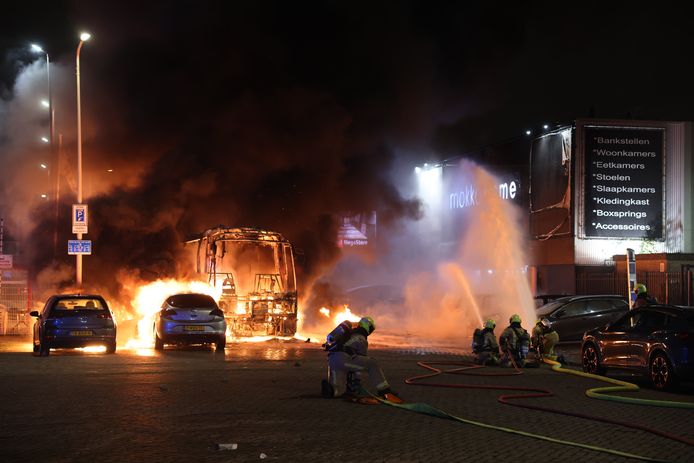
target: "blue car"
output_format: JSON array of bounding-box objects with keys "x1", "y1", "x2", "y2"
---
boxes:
[
  {"x1": 30, "y1": 294, "x2": 117, "y2": 356},
  {"x1": 582, "y1": 305, "x2": 694, "y2": 389}
]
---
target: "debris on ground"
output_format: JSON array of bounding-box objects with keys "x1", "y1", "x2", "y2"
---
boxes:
[{"x1": 214, "y1": 443, "x2": 238, "y2": 451}]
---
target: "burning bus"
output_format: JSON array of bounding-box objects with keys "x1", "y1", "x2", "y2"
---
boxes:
[{"x1": 186, "y1": 227, "x2": 298, "y2": 337}]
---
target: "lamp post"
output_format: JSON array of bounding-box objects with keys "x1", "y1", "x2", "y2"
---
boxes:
[{"x1": 75, "y1": 32, "x2": 91, "y2": 287}]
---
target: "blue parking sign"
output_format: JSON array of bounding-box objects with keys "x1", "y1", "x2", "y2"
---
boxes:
[{"x1": 72, "y1": 204, "x2": 88, "y2": 234}]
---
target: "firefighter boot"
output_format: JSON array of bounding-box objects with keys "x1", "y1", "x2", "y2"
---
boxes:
[{"x1": 321, "y1": 379, "x2": 335, "y2": 398}]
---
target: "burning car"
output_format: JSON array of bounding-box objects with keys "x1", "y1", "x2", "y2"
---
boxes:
[{"x1": 186, "y1": 227, "x2": 298, "y2": 337}]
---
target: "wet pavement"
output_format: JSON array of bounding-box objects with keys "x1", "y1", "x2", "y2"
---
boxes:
[{"x1": 1, "y1": 335, "x2": 693, "y2": 462}]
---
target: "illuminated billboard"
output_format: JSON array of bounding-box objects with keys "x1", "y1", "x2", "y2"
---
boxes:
[
  {"x1": 336, "y1": 212, "x2": 377, "y2": 247},
  {"x1": 583, "y1": 126, "x2": 664, "y2": 239}
]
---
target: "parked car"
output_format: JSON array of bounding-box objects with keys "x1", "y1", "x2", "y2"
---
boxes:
[
  {"x1": 581, "y1": 305, "x2": 694, "y2": 389},
  {"x1": 535, "y1": 295, "x2": 629, "y2": 342},
  {"x1": 153, "y1": 293, "x2": 226, "y2": 351},
  {"x1": 30, "y1": 294, "x2": 117, "y2": 356}
]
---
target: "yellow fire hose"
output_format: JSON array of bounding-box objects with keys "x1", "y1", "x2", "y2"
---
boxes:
[
  {"x1": 365, "y1": 354, "x2": 694, "y2": 462},
  {"x1": 543, "y1": 358, "x2": 694, "y2": 409}
]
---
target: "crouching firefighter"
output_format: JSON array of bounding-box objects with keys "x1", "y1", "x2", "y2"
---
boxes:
[
  {"x1": 531, "y1": 318, "x2": 560, "y2": 362},
  {"x1": 321, "y1": 316, "x2": 402, "y2": 403},
  {"x1": 499, "y1": 314, "x2": 530, "y2": 367},
  {"x1": 472, "y1": 319, "x2": 500, "y2": 365}
]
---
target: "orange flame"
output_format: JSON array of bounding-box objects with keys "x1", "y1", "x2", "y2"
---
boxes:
[{"x1": 124, "y1": 279, "x2": 222, "y2": 349}]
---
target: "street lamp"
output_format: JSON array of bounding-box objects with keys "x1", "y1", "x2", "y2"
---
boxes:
[
  {"x1": 75, "y1": 32, "x2": 91, "y2": 287},
  {"x1": 30, "y1": 44, "x2": 54, "y2": 151}
]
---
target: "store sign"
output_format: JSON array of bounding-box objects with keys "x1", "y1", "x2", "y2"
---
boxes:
[{"x1": 584, "y1": 126, "x2": 664, "y2": 239}]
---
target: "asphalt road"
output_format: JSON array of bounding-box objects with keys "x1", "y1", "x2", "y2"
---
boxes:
[{"x1": 1, "y1": 337, "x2": 693, "y2": 463}]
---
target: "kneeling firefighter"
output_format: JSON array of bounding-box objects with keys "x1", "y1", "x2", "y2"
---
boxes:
[
  {"x1": 531, "y1": 318, "x2": 559, "y2": 362},
  {"x1": 499, "y1": 314, "x2": 530, "y2": 367},
  {"x1": 321, "y1": 316, "x2": 402, "y2": 402},
  {"x1": 472, "y1": 319, "x2": 500, "y2": 365}
]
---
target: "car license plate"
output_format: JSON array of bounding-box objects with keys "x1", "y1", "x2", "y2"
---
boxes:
[
  {"x1": 184, "y1": 325, "x2": 204, "y2": 331},
  {"x1": 70, "y1": 330, "x2": 93, "y2": 336}
]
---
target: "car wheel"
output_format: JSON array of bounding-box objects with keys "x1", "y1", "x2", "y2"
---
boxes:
[
  {"x1": 215, "y1": 337, "x2": 226, "y2": 352},
  {"x1": 106, "y1": 342, "x2": 117, "y2": 354},
  {"x1": 154, "y1": 333, "x2": 164, "y2": 350},
  {"x1": 650, "y1": 352, "x2": 676, "y2": 390},
  {"x1": 33, "y1": 342, "x2": 40, "y2": 355},
  {"x1": 582, "y1": 344, "x2": 604, "y2": 375},
  {"x1": 39, "y1": 339, "x2": 50, "y2": 357}
]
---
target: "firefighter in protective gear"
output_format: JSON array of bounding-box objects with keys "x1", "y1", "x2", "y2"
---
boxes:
[
  {"x1": 321, "y1": 316, "x2": 402, "y2": 402},
  {"x1": 531, "y1": 318, "x2": 559, "y2": 361},
  {"x1": 633, "y1": 283, "x2": 656, "y2": 308},
  {"x1": 473, "y1": 319, "x2": 500, "y2": 365},
  {"x1": 499, "y1": 314, "x2": 530, "y2": 367}
]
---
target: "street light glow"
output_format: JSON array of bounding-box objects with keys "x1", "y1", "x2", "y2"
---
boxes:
[
  {"x1": 31, "y1": 43, "x2": 44, "y2": 53},
  {"x1": 41, "y1": 99, "x2": 50, "y2": 108},
  {"x1": 107, "y1": 169, "x2": 114, "y2": 173},
  {"x1": 543, "y1": 124, "x2": 549, "y2": 129},
  {"x1": 41, "y1": 194, "x2": 48, "y2": 199},
  {"x1": 80, "y1": 32, "x2": 92, "y2": 41},
  {"x1": 41, "y1": 136, "x2": 49, "y2": 143},
  {"x1": 40, "y1": 163, "x2": 47, "y2": 169},
  {"x1": 525, "y1": 130, "x2": 531, "y2": 135}
]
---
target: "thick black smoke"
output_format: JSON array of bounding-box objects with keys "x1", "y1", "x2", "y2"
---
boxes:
[{"x1": 20, "y1": 2, "x2": 435, "y2": 300}]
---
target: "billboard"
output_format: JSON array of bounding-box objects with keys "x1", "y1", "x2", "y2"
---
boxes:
[
  {"x1": 336, "y1": 212, "x2": 377, "y2": 248},
  {"x1": 583, "y1": 126, "x2": 664, "y2": 239},
  {"x1": 529, "y1": 129, "x2": 572, "y2": 240}
]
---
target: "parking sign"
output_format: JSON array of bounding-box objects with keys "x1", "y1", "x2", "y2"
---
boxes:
[{"x1": 72, "y1": 204, "x2": 88, "y2": 234}]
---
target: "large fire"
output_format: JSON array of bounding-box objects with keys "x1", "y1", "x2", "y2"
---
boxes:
[{"x1": 124, "y1": 279, "x2": 222, "y2": 349}]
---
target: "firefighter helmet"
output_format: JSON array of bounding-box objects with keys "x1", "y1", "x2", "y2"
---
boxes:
[
  {"x1": 359, "y1": 316, "x2": 376, "y2": 335},
  {"x1": 510, "y1": 314, "x2": 522, "y2": 324},
  {"x1": 484, "y1": 319, "x2": 496, "y2": 330},
  {"x1": 635, "y1": 283, "x2": 647, "y2": 295}
]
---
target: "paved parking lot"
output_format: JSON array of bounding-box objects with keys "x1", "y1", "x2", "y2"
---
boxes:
[{"x1": 1, "y1": 336, "x2": 693, "y2": 462}]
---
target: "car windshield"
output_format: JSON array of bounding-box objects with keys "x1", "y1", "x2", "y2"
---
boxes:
[
  {"x1": 53, "y1": 298, "x2": 104, "y2": 310},
  {"x1": 536, "y1": 301, "x2": 566, "y2": 317},
  {"x1": 166, "y1": 293, "x2": 216, "y2": 308}
]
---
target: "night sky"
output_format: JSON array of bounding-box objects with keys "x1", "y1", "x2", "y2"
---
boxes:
[{"x1": 2, "y1": 1, "x2": 694, "y2": 293}]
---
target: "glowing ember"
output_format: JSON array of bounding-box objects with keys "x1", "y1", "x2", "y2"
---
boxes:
[
  {"x1": 124, "y1": 279, "x2": 222, "y2": 349},
  {"x1": 319, "y1": 307, "x2": 330, "y2": 317}
]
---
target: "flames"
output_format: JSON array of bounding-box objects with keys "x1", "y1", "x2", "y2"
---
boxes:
[
  {"x1": 118, "y1": 278, "x2": 361, "y2": 350},
  {"x1": 319, "y1": 305, "x2": 362, "y2": 324},
  {"x1": 123, "y1": 279, "x2": 222, "y2": 349}
]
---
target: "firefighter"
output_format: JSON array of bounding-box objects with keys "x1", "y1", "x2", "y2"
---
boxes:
[
  {"x1": 499, "y1": 314, "x2": 530, "y2": 367},
  {"x1": 473, "y1": 319, "x2": 500, "y2": 365},
  {"x1": 531, "y1": 318, "x2": 559, "y2": 362},
  {"x1": 633, "y1": 283, "x2": 656, "y2": 308},
  {"x1": 321, "y1": 316, "x2": 402, "y2": 403}
]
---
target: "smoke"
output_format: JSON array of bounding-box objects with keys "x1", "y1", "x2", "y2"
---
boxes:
[
  {"x1": 2, "y1": 5, "x2": 533, "y2": 346},
  {"x1": 299, "y1": 161, "x2": 535, "y2": 350}
]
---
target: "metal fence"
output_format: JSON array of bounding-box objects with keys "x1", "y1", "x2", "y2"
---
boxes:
[
  {"x1": 0, "y1": 271, "x2": 31, "y2": 335},
  {"x1": 576, "y1": 271, "x2": 694, "y2": 306}
]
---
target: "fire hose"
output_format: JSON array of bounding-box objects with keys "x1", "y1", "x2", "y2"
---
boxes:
[{"x1": 366, "y1": 351, "x2": 693, "y2": 462}]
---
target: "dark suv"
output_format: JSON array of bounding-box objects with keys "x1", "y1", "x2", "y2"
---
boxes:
[
  {"x1": 535, "y1": 295, "x2": 629, "y2": 342},
  {"x1": 582, "y1": 305, "x2": 694, "y2": 389}
]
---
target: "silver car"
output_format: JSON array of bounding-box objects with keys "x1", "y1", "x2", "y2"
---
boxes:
[{"x1": 153, "y1": 293, "x2": 226, "y2": 351}]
